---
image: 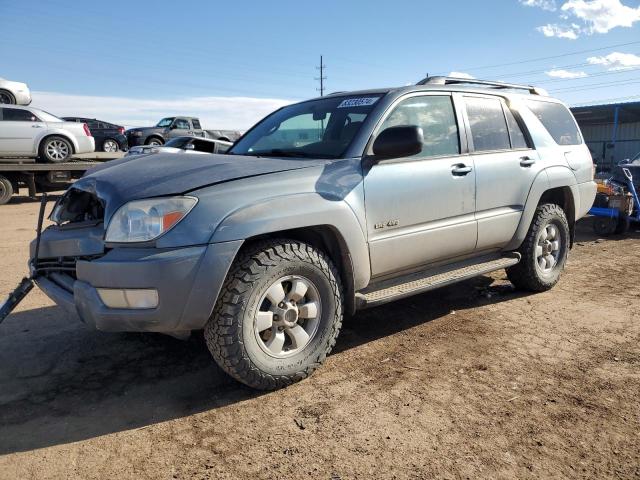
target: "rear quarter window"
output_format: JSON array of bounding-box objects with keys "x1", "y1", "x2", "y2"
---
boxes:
[{"x1": 528, "y1": 100, "x2": 582, "y2": 146}]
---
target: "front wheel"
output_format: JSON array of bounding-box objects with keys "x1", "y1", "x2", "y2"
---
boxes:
[
  {"x1": 507, "y1": 203, "x2": 570, "y2": 292},
  {"x1": 205, "y1": 240, "x2": 343, "y2": 390}
]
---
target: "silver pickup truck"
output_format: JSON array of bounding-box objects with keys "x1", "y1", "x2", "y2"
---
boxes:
[
  {"x1": 22, "y1": 77, "x2": 596, "y2": 390},
  {"x1": 125, "y1": 116, "x2": 241, "y2": 147}
]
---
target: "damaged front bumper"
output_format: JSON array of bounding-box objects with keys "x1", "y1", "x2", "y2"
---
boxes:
[{"x1": 30, "y1": 225, "x2": 242, "y2": 334}]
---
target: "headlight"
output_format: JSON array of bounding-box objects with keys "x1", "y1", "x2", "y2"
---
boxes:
[{"x1": 105, "y1": 196, "x2": 197, "y2": 243}]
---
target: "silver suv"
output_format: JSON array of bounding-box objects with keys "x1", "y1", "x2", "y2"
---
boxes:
[{"x1": 27, "y1": 77, "x2": 596, "y2": 389}]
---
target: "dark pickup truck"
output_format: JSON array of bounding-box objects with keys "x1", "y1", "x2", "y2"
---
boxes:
[{"x1": 125, "y1": 117, "x2": 241, "y2": 147}]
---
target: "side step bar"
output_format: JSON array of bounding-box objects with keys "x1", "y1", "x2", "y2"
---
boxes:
[{"x1": 355, "y1": 253, "x2": 520, "y2": 309}]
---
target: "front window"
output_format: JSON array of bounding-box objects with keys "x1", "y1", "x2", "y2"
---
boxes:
[
  {"x1": 229, "y1": 94, "x2": 384, "y2": 159},
  {"x1": 156, "y1": 117, "x2": 174, "y2": 127}
]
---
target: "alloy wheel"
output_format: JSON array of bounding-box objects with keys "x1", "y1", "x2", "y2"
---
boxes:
[
  {"x1": 103, "y1": 139, "x2": 118, "y2": 152},
  {"x1": 46, "y1": 140, "x2": 70, "y2": 161},
  {"x1": 535, "y1": 223, "x2": 561, "y2": 273},
  {"x1": 254, "y1": 275, "x2": 322, "y2": 358}
]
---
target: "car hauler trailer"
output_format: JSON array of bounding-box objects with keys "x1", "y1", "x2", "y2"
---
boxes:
[{"x1": 0, "y1": 159, "x2": 99, "y2": 205}]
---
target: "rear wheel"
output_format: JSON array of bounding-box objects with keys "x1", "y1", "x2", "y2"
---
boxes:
[
  {"x1": 507, "y1": 203, "x2": 570, "y2": 292},
  {"x1": 615, "y1": 213, "x2": 630, "y2": 235},
  {"x1": 39, "y1": 136, "x2": 72, "y2": 163},
  {"x1": 102, "y1": 138, "x2": 119, "y2": 152},
  {"x1": 205, "y1": 239, "x2": 343, "y2": 390},
  {"x1": 146, "y1": 137, "x2": 163, "y2": 146},
  {"x1": 0, "y1": 90, "x2": 16, "y2": 104},
  {"x1": 0, "y1": 176, "x2": 14, "y2": 205}
]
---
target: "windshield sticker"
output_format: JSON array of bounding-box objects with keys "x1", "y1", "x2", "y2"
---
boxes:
[{"x1": 337, "y1": 97, "x2": 379, "y2": 108}]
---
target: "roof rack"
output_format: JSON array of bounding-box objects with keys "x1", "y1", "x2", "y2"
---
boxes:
[{"x1": 416, "y1": 76, "x2": 548, "y2": 96}]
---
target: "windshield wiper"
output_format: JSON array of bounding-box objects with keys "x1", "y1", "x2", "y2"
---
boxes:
[{"x1": 249, "y1": 149, "x2": 316, "y2": 158}]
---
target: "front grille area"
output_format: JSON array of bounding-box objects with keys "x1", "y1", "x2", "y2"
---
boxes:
[{"x1": 34, "y1": 255, "x2": 102, "y2": 294}]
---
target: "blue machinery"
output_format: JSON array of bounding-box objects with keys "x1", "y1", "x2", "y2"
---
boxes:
[{"x1": 589, "y1": 167, "x2": 640, "y2": 235}]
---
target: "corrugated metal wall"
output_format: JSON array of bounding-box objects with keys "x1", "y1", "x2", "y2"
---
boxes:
[{"x1": 579, "y1": 121, "x2": 640, "y2": 170}]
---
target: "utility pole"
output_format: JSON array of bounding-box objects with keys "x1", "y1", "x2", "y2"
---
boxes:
[{"x1": 316, "y1": 55, "x2": 327, "y2": 96}]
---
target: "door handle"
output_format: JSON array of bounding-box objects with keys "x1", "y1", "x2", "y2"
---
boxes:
[
  {"x1": 451, "y1": 164, "x2": 472, "y2": 176},
  {"x1": 520, "y1": 156, "x2": 536, "y2": 167}
]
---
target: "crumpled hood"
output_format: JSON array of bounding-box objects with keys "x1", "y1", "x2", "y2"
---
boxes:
[{"x1": 70, "y1": 152, "x2": 332, "y2": 222}]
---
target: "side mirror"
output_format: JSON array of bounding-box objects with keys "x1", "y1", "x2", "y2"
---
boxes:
[
  {"x1": 372, "y1": 125, "x2": 423, "y2": 160},
  {"x1": 170, "y1": 124, "x2": 179, "y2": 130},
  {"x1": 183, "y1": 143, "x2": 195, "y2": 150}
]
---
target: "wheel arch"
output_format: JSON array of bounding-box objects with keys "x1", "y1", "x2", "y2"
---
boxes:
[
  {"x1": 209, "y1": 193, "x2": 371, "y2": 315},
  {"x1": 145, "y1": 135, "x2": 165, "y2": 145},
  {"x1": 505, "y1": 166, "x2": 579, "y2": 250}
]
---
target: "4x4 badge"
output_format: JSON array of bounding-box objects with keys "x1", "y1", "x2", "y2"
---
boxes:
[{"x1": 374, "y1": 219, "x2": 399, "y2": 229}]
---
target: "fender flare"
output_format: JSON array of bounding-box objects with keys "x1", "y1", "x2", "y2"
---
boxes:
[
  {"x1": 504, "y1": 165, "x2": 578, "y2": 251},
  {"x1": 210, "y1": 192, "x2": 371, "y2": 290}
]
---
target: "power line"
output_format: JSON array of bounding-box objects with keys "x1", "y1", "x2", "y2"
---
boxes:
[
  {"x1": 459, "y1": 40, "x2": 640, "y2": 73},
  {"x1": 315, "y1": 55, "x2": 327, "y2": 96}
]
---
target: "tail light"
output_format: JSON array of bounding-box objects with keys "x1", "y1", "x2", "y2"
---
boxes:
[
  {"x1": 118, "y1": 126, "x2": 125, "y2": 134},
  {"x1": 83, "y1": 123, "x2": 92, "y2": 136}
]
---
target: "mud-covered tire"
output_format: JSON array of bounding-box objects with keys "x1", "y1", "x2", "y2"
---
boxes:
[
  {"x1": 507, "y1": 203, "x2": 570, "y2": 292},
  {"x1": 204, "y1": 239, "x2": 344, "y2": 390}
]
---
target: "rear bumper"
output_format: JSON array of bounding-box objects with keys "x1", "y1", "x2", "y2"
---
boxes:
[
  {"x1": 34, "y1": 240, "x2": 242, "y2": 333},
  {"x1": 75, "y1": 136, "x2": 95, "y2": 154},
  {"x1": 576, "y1": 180, "x2": 597, "y2": 220}
]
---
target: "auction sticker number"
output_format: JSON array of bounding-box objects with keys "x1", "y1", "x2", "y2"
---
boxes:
[{"x1": 337, "y1": 97, "x2": 379, "y2": 108}]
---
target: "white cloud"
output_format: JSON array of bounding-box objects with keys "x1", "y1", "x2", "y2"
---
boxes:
[
  {"x1": 536, "y1": 23, "x2": 580, "y2": 38},
  {"x1": 561, "y1": 0, "x2": 640, "y2": 34},
  {"x1": 520, "y1": 0, "x2": 557, "y2": 11},
  {"x1": 587, "y1": 51, "x2": 640, "y2": 70},
  {"x1": 545, "y1": 68, "x2": 588, "y2": 78},
  {"x1": 449, "y1": 71, "x2": 475, "y2": 79},
  {"x1": 30, "y1": 91, "x2": 292, "y2": 130}
]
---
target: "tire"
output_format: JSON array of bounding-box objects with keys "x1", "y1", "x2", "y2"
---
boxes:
[
  {"x1": 0, "y1": 90, "x2": 16, "y2": 104},
  {"x1": 593, "y1": 217, "x2": 616, "y2": 236},
  {"x1": 507, "y1": 203, "x2": 570, "y2": 292},
  {"x1": 615, "y1": 213, "x2": 630, "y2": 235},
  {"x1": 0, "y1": 176, "x2": 14, "y2": 205},
  {"x1": 145, "y1": 137, "x2": 163, "y2": 146},
  {"x1": 39, "y1": 136, "x2": 72, "y2": 163},
  {"x1": 102, "y1": 138, "x2": 119, "y2": 153},
  {"x1": 205, "y1": 239, "x2": 344, "y2": 390}
]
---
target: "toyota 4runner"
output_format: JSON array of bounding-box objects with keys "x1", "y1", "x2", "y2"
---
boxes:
[{"x1": 24, "y1": 77, "x2": 596, "y2": 389}]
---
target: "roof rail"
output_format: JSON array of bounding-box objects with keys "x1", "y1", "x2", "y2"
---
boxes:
[{"x1": 416, "y1": 76, "x2": 548, "y2": 96}]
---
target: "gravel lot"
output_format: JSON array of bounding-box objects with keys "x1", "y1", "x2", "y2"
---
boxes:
[{"x1": 0, "y1": 195, "x2": 638, "y2": 479}]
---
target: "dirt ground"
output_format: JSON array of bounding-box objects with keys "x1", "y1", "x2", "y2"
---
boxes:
[{"x1": 0, "y1": 194, "x2": 638, "y2": 480}]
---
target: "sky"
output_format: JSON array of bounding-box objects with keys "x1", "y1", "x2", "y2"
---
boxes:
[{"x1": 1, "y1": 0, "x2": 640, "y2": 129}]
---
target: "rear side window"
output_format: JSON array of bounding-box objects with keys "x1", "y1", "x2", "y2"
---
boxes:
[
  {"x1": 528, "y1": 100, "x2": 582, "y2": 145},
  {"x1": 465, "y1": 96, "x2": 510, "y2": 152},
  {"x1": 380, "y1": 95, "x2": 460, "y2": 158},
  {"x1": 192, "y1": 119, "x2": 202, "y2": 129},
  {"x1": 504, "y1": 107, "x2": 528, "y2": 149}
]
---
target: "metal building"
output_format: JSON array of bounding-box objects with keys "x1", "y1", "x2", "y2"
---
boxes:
[{"x1": 570, "y1": 101, "x2": 640, "y2": 173}]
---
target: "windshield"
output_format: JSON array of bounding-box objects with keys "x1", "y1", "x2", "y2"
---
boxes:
[
  {"x1": 165, "y1": 137, "x2": 192, "y2": 149},
  {"x1": 156, "y1": 117, "x2": 174, "y2": 127},
  {"x1": 229, "y1": 94, "x2": 384, "y2": 159}
]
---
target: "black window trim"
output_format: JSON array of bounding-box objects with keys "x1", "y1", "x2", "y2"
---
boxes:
[
  {"x1": 462, "y1": 93, "x2": 534, "y2": 155},
  {"x1": 500, "y1": 101, "x2": 533, "y2": 151},
  {"x1": 364, "y1": 91, "x2": 466, "y2": 163}
]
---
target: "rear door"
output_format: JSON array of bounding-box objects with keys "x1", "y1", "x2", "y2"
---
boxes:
[
  {"x1": 462, "y1": 95, "x2": 542, "y2": 251},
  {"x1": 0, "y1": 107, "x2": 44, "y2": 154},
  {"x1": 363, "y1": 93, "x2": 477, "y2": 277}
]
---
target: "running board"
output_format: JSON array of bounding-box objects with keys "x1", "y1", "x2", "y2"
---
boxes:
[{"x1": 355, "y1": 253, "x2": 520, "y2": 309}]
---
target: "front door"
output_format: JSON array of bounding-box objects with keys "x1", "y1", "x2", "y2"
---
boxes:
[
  {"x1": 168, "y1": 118, "x2": 192, "y2": 139},
  {"x1": 363, "y1": 94, "x2": 477, "y2": 278},
  {"x1": 0, "y1": 107, "x2": 44, "y2": 154}
]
